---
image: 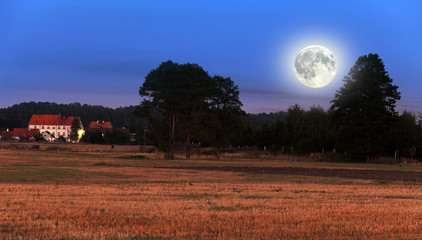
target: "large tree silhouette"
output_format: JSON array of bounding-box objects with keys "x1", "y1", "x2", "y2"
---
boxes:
[
  {"x1": 137, "y1": 60, "x2": 243, "y2": 159},
  {"x1": 330, "y1": 53, "x2": 401, "y2": 161},
  {"x1": 137, "y1": 60, "x2": 211, "y2": 159}
]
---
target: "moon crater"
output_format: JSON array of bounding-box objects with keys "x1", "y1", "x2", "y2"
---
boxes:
[{"x1": 294, "y1": 45, "x2": 337, "y2": 88}]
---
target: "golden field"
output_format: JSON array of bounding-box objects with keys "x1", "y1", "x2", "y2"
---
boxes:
[{"x1": 0, "y1": 143, "x2": 421, "y2": 239}]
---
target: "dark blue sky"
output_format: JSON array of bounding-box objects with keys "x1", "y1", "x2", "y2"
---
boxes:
[{"x1": 1, "y1": 0, "x2": 421, "y2": 113}]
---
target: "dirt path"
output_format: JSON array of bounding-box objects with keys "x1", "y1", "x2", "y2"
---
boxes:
[{"x1": 157, "y1": 166, "x2": 422, "y2": 182}]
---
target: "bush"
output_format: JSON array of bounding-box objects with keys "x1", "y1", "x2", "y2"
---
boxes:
[
  {"x1": 19, "y1": 136, "x2": 30, "y2": 142},
  {"x1": 34, "y1": 133, "x2": 45, "y2": 142}
]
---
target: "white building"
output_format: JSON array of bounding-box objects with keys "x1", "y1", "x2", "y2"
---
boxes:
[{"x1": 28, "y1": 114, "x2": 83, "y2": 140}]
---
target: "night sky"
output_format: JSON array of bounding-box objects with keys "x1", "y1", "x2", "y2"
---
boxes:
[{"x1": 1, "y1": 1, "x2": 421, "y2": 113}]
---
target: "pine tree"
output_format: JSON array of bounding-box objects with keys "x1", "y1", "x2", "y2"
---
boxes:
[{"x1": 330, "y1": 53, "x2": 401, "y2": 161}]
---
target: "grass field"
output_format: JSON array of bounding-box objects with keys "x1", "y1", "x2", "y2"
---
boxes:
[{"x1": 0, "y1": 143, "x2": 421, "y2": 239}]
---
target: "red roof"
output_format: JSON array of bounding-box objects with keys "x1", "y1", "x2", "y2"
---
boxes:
[
  {"x1": 0, "y1": 131, "x2": 11, "y2": 136},
  {"x1": 89, "y1": 121, "x2": 112, "y2": 129},
  {"x1": 28, "y1": 115, "x2": 80, "y2": 126},
  {"x1": 10, "y1": 128, "x2": 39, "y2": 138}
]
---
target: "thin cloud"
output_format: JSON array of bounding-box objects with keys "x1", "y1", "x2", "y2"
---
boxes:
[{"x1": 240, "y1": 87, "x2": 334, "y2": 101}]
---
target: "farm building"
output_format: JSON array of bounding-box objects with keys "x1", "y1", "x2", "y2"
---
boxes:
[
  {"x1": 0, "y1": 128, "x2": 39, "y2": 141},
  {"x1": 86, "y1": 120, "x2": 113, "y2": 135},
  {"x1": 28, "y1": 114, "x2": 83, "y2": 141},
  {"x1": 89, "y1": 121, "x2": 112, "y2": 129},
  {"x1": 10, "y1": 128, "x2": 39, "y2": 141}
]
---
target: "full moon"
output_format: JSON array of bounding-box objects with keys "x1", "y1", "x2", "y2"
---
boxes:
[{"x1": 294, "y1": 45, "x2": 337, "y2": 88}]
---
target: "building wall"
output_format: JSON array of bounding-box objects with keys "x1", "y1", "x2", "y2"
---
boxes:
[{"x1": 29, "y1": 124, "x2": 71, "y2": 138}]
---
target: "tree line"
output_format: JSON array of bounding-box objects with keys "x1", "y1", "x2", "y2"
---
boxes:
[
  {"x1": 0, "y1": 101, "x2": 284, "y2": 146},
  {"x1": 235, "y1": 105, "x2": 422, "y2": 161},
  {"x1": 1, "y1": 54, "x2": 422, "y2": 162},
  {"x1": 0, "y1": 102, "x2": 149, "y2": 144},
  {"x1": 0, "y1": 102, "x2": 137, "y2": 129},
  {"x1": 135, "y1": 55, "x2": 422, "y2": 162}
]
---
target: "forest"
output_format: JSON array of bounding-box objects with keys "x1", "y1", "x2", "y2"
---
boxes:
[{"x1": 1, "y1": 100, "x2": 421, "y2": 162}]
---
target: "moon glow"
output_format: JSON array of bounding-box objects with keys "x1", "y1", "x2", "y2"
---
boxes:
[{"x1": 294, "y1": 45, "x2": 337, "y2": 88}]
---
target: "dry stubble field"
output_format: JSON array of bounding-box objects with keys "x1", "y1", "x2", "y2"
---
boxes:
[{"x1": 0, "y1": 143, "x2": 422, "y2": 239}]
